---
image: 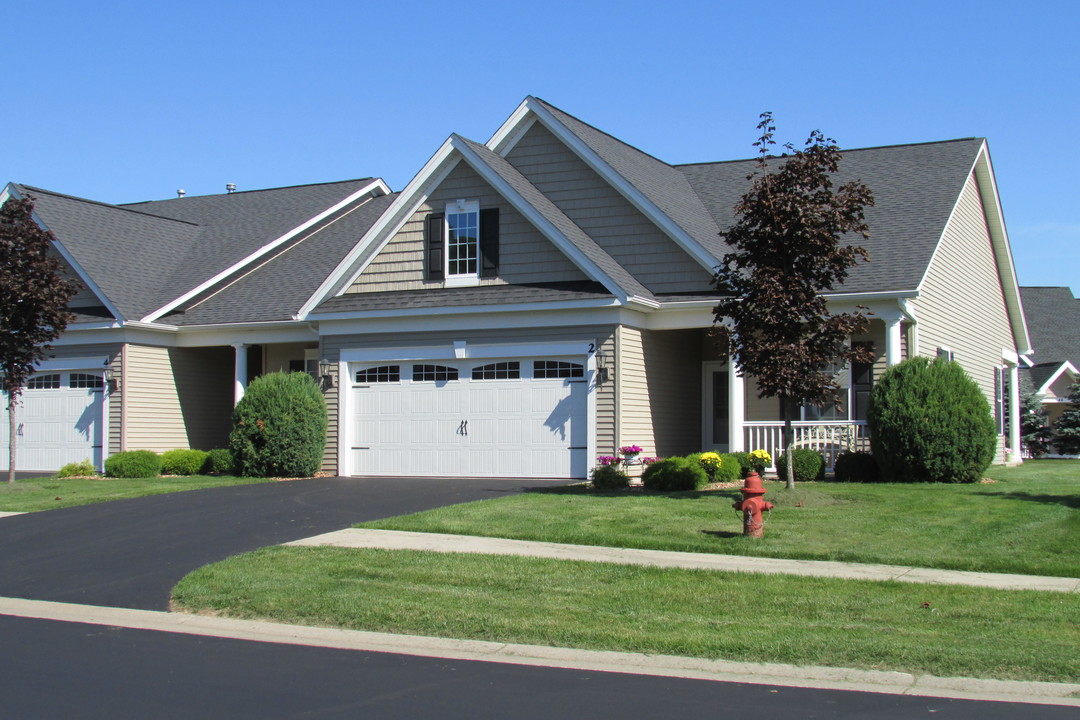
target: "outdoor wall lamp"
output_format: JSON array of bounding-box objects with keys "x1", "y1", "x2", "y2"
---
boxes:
[
  {"x1": 319, "y1": 358, "x2": 334, "y2": 391},
  {"x1": 595, "y1": 349, "x2": 611, "y2": 385},
  {"x1": 103, "y1": 360, "x2": 118, "y2": 393}
]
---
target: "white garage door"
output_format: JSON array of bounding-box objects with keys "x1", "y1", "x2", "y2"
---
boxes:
[
  {"x1": 349, "y1": 358, "x2": 588, "y2": 478},
  {"x1": 0, "y1": 372, "x2": 105, "y2": 473}
]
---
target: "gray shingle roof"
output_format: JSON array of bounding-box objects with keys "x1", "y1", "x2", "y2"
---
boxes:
[
  {"x1": 313, "y1": 281, "x2": 613, "y2": 315},
  {"x1": 678, "y1": 139, "x2": 985, "y2": 294},
  {"x1": 162, "y1": 193, "x2": 397, "y2": 325},
  {"x1": 18, "y1": 184, "x2": 201, "y2": 321},
  {"x1": 532, "y1": 97, "x2": 727, "y2": 263},
  {"x1": 1020, "y1": 286, "x2": 1080, "y2": 366}
]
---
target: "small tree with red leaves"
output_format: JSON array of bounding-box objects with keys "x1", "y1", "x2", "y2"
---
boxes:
[{"x1": 714, "y1": 114, "x2": 875, "y2": 488}]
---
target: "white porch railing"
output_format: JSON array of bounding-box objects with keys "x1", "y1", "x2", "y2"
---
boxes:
[{"x1": 743, "y1": 421, "x2": 869, "y2": 472}]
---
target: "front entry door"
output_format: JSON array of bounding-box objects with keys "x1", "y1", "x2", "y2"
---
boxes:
[{"x1": 702, "y1": 361, "x2": 729, "y2": 452}]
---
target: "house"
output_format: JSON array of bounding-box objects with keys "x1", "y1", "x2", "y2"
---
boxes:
[
  {"x1": 1, "y1": 96, "x2": 1031, "y2": 478},
  {"x1": 1018, "y1": 286, "x2": 1080, "y2": 429}
]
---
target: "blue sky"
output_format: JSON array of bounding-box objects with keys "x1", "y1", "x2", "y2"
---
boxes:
[{"x1": 4, "y1": 1, "x2": 1078, "y2": 293}]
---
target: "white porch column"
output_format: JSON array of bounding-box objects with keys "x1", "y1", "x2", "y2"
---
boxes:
[
  {"x1": 728, "y1": 361, "x2": 746, "y2": 452},
  {"x1": 1008, "y1": 363, "x2": 1021, "y2": 463},
  {"x1": 882, "y1": 312, "x2": 903, "y2": 368},
  {"x1": 233, "y1": 343, "x2": 248, "y2": 406}
]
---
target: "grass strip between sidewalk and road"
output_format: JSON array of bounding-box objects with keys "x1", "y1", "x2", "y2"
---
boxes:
[
  {"x1": 171, "y1": 545, "x2": 1080, "y2": 684},
  {"x1": 356, "y1": 460, "x2": 1080, "y2": 578},
  {"x1": 0, "y1": 475, "x2": 274, "y2": 512}
]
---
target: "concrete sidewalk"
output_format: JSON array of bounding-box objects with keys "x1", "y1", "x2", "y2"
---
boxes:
[{"x1": 287, "y1": 528, "x2": 1080, "y2": 593}]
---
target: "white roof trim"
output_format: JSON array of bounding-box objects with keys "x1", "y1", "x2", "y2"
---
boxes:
[
  {"x1": 1037, "y1": 360, "x2": 1079, "y2": 395},
  {"x1": 3, "y1": 183, "x2": 127, "y2": 324},
  {"x1": 142, "y1": 179, "x2": 389, "y2": 323},
  {"x1": 489, "y1": 97, "x2": 720, "y2": 273},
  {"x1": 308, "y1": 296, "x2": 620, "y2": 323},
  {"x1": 297, "y1": 140, "x2": 462, "y2": 319}
]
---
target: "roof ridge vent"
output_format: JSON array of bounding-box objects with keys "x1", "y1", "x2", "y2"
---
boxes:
[
  {"x1": 226, "y1": 183, "x2": 237, "y2": 193},
  {"x1": 177, "y1": 189, "x2": 186, "y2": 198}
]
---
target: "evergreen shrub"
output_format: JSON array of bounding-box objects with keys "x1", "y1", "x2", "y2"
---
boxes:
[
  {"x1": 832, "y1": 451, "x2": 880, "y2": 483},
  {"x1": 1052, "y1": 382, "x2": 1080, "y2": 455},
  {"x1": 161, "y1": 449, "x2": 209, "y2": 476},
  {"x1": 203, "y1": 448, "x2": 235, "y2": 475},
  {"x1": 105, "y1": 450, "x2": 163, "y2": 478},
  {"x1": 775, "y1": 448, "x2": 825, "y2": 482},
  {"x1": 867, "y1": 356, "x2": 996, "y2": 483},
  {"x1": 229, "y1": 372, "x2": 327, "y2": 478},
  {"x1": 715, "y1": 453, "x2": 743, "y2": 482},
  {"x1": 590, "y1": 464, "x2": 630, "y2": 490},
  {"x1": 641, "y1": 457, "x2": 709, "y2": 492}
]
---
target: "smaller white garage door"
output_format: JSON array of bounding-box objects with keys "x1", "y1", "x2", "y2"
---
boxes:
[
  {"x1": 350, "y1": 358, "x2": 589, "y2": 478},
  {"x1": 0, "y1": 372, "x2": 105, "y2": 473}
]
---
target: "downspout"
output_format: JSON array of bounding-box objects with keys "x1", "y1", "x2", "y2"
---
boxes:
[{"x1": 119, "y1": 344, "x2": 128, "y2": 452}]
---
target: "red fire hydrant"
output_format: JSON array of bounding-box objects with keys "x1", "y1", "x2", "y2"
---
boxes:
[{"x1": 733, "y1": 471, "x2": 774, "y2": 538}]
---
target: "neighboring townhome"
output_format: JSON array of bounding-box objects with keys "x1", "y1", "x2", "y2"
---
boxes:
[
  {"x1": 2, "y1": 96, "x2": 1031, "y2": 479},
  {"x1": 1018, "y1": 286, "x2": 1080, "y2": 427},
  {"x1": 0, "y1": 179, "x2": 393, "y2": 474}
]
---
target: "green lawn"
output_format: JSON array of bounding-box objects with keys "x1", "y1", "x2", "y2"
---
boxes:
[
  {"x1": 357, "y1": 460, "x2": 1080, "y2": 577},
  {"x1": 0, "y1": 475, "x2": 273, "y2": 512},
  {"x1": 172, "y1": 545, "x2": 1080, "y2": 683}
]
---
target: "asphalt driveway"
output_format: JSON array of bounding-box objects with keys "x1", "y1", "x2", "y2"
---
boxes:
[{"x1": 0, "y1": 476, "x2": 541, "y2": 610}]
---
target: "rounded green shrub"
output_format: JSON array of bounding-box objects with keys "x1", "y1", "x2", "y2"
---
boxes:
[
  {"x1": 867, "y1": 356, "x2": 996, "y2": 483},
  {"x1": 161, "y1": 449, "x2": 209, "y2": 476},
  {"x1": 203, "y1": 448, "x2": 235, "y2": 475},
  {"x1": 55, "y1": 459, "x2": 98, "y2": 478},
  {"x1": 715, "y1": 454, "x2": 743, "y2": 482},
  {"x1": 727, "y1": 451, "x2": 753, "y2": 478},
  {"x1": 590, "y1": 464, "x2": 630, "y2": 490},
  {"x1": 775, "y1": 448, "x2": 825, "y2": 483},
  {"x1": 641, "y1": 457, "x2": 709, "y2": 492},
  {"x1": 105, "y1": 450, "x2": 162, "y2": 478},
  {"x1": 229, "y1": 371, "x2": 328, "y2": 478},
  {"x1": 832, "y1": 451, "x2": 881, "y2": 483}
]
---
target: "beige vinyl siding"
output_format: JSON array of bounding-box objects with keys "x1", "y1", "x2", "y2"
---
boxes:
[
  {"x1": 915, "y1": 173, "x2": 1014, "y2": 406},
  {"x1": 348, "y1": 162, "x2": 586, "y2": 293},
  {"x1": 617, "y1": 327, "x2": 702, "y2": 458},
  {"x1": 506, "y1": 122, "x2": 715, "y2": 294},
  {"x1": 123, "y1": 345, "x2": 232, "y2": 452},
  {"x1": 320, "y1": 325, "x2": 614, "y2": 474},
  {"x1": 264, "y1": 343, "x2": 317, "y2": 374}
]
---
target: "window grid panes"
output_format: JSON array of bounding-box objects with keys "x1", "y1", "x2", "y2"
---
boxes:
[
  {"x1": 471, "y1": 362, "x2": 520, "y2": 380},
  {"x1": 412, "y1": 364, "x2": 459, "y2": 382},
  {"x1": 533, "y1": 361, "x2": 584, "y2": 379},
  {"x1": 355, "y1": 366, "x2": 400, "y2": 383},
  {"x1": 27, "y1": 374, "x2": 61, "y2": 390},
  {"x1": 70, "y1": 373, "x2": 104, "y2": 389},
  {"x1": 447, "y1": 210, "x2": 478, "y2": 277}
]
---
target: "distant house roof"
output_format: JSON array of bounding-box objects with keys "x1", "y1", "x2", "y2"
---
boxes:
[{"x1": 1020, "y1": 286, "x2": 1080, "y2": 367}]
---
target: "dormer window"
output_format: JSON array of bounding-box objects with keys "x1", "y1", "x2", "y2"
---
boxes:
[
  {"x1": 425, "y1": 203, "x2": 499, "y2": 284},
  {"x1": 446, "y1": 200, "x2": 479, "y2": 279}
]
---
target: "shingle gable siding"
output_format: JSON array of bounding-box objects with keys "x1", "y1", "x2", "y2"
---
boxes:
[
  {"x1": 917, "y1": 172, "x2": 1013, "y2": 403},
  {"x1": 346, "y1": 162, "x2": 585, "y2": 293},
  {"x1": 505, "y1": 122, "x2": 715, "y2": 294}
]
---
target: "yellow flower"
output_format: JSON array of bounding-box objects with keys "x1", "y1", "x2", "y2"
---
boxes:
[
  {"x1": 699, "y1": 452, "x2": 722, "y2": 467},
  {"x1": 749, "y1": 449, "x2": 772, "y2": 464}
]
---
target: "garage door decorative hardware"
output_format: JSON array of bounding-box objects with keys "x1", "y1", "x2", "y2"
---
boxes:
[{"x1": 456, "y1": 420, "x2": 469, "y2": 436}]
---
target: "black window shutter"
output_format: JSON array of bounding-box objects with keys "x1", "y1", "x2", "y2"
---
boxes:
[
  {"x1": 425, "y1": 213, "x2": 444, "y2": 281},
  {"x1": 479, "y1": 207, "x2": 499, "y2": 278}
]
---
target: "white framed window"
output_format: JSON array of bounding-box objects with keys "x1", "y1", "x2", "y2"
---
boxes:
[
  {"x1": 446, "y1": 200, "x2": 479, "y2": 282},
  {"x1": 425, "y1": 203, "x2": 499, "y2": 284}
]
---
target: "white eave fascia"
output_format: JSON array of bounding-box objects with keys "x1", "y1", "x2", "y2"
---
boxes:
[
  {"x1": 122, "y1": 320, "x2": 180, "y2": 332},
  {"x1": 142, "y1": 179, "x2": 390, "y2": 323},
  {"x1": 308, "y1": 296, "x2": 622, "y2": 323},
  {"x1": 3, "y1": 183, "x2": 128, "y2": 324},
  {"x1": 972, "y1": 143, "x2": 1032, "y2": 356},
  {"x1": 296, "y1": 143, "x2": 462, "y2": 320},
  {"x1": 452, "y1": 138, "x2": 631, "y2": 304},
  {"x1": 490, "y1": 97, "x2": 721, "y2": 274},
  {"x1": 916, "y1": 143, "x2": 1032, "y2": 356},
  {"x1": 822, "y1": 289, "x2": 920, "y2": 301},
  {"x1": 1038, "y1": 360, "x2": 1080, "y2": 395}
]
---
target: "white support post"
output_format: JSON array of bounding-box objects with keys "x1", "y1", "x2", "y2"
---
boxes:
[
  {"x1": 882, "y1": 312, "x2": 903, "y2": 368},
  {"x1": 1008, "y1": 363, "x2": 1021, "y2": 463},
  {"x1": 728, "y1": 361, "x2": 746, "y2": 452},
  {"x1": 233, "y1": 343, "x2": 248, "y2": 406}
]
